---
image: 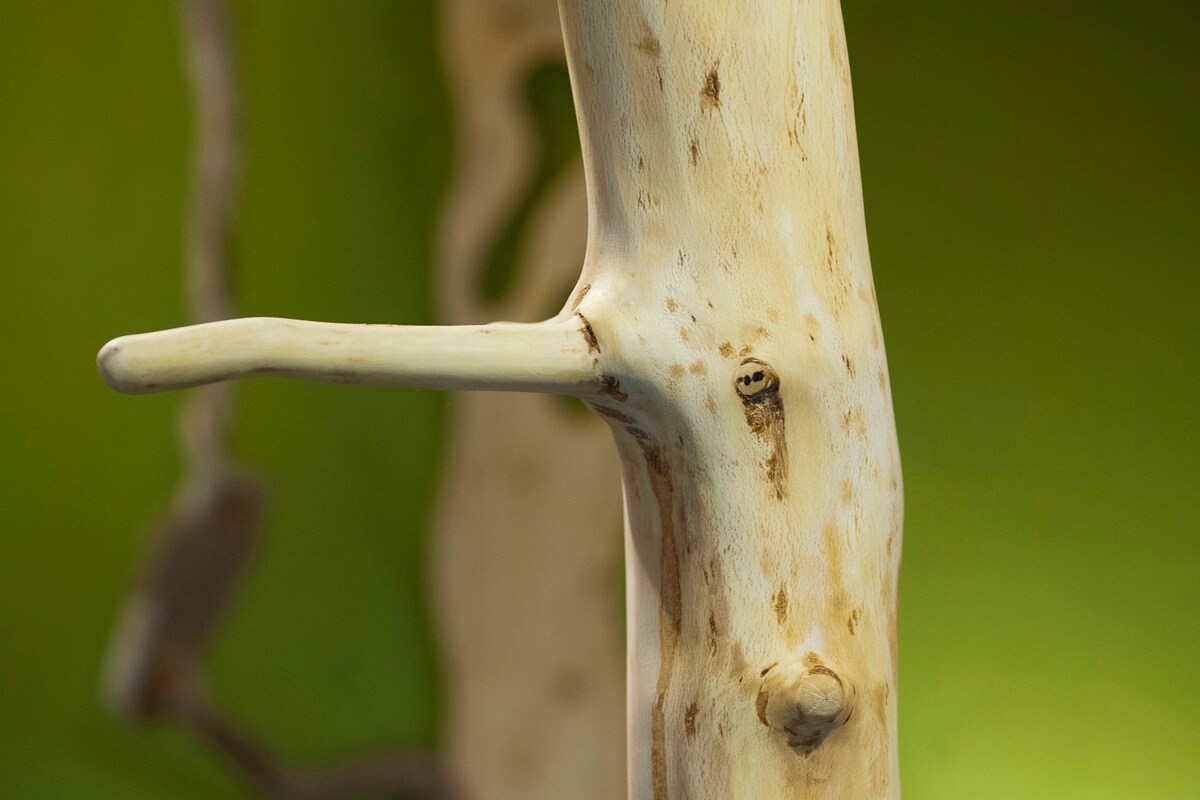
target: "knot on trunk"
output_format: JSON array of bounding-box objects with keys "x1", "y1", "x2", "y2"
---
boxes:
[{"x1": 756, "y1": 654, "x2": 852, "y2": 754}]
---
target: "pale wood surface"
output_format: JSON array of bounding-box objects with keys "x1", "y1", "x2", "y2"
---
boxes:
[{"x1": 556, "y1": 1, "x2": 902, "y2": 796}]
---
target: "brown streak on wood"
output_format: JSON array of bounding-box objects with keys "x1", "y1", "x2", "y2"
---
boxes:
[
  {"x1": 577, "y1": 312, "x2": 600, "y2": 354},
  {"x1": 638, "y1": 440, "x2": 680, "y2": 800},
  {"x1": 570, "y1": 283, "x2": 591, "y2": 311},
  {"x1": 600, "y1": 375, "x2": 629, "y2": 402},
  {"x1": 700, "y1": 63, "x2": 721, "y2": 110},
  {"x1": 772, "y1": 583, "x2": 789, "y2": 625},
  {"x1": 591, "y1": 405, "x2": 637, "y2": 425},
  {"x1": 739, "y1": 361, "x2": 788, "y2": 500}
]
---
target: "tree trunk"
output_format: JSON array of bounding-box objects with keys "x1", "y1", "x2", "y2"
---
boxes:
[
  {"x1": 97, "y1": 0, "x2": 902, "y2": 797},
  {"x1": 558, "y1": 1, "x2": 902, "y2": 796}
]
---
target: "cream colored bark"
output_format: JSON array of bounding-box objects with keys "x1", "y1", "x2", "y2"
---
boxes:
[
  {"x1": 99, "y1": 1, "x2": 902, "y2": 797},
  {"x1": 434, "y1": 2, "x2": 624, "y2": 798}
]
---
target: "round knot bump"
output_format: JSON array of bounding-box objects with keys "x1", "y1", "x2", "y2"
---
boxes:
[
  {"x1": 756, "y1": 654, "x2": 852, "y2": 753},
  {"x1": 735, "y1": 358, "x2": 779, "y2": 400}
]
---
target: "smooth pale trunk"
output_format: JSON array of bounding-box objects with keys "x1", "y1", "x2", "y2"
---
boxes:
[
  {"x1": 97, "y1": 1, "x2": 901, "y2": 797},
  {"x1": 560, "y1": 1, "x2": 901, "y2": 796}
]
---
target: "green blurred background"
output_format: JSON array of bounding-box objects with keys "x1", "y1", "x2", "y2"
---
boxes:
[{"x1": 0, "y1": 1, "x2": 1196, "y2": 797}]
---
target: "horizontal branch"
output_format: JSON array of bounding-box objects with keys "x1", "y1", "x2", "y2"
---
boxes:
[{"x1": 98, "y1": 316, "x2": 599, "y2": 396}]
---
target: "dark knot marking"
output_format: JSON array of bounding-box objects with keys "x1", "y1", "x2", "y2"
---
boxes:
[
  {"x1": 734, "y1": 358, "x2": 779, "y2": 400},
  {"x1": 734, "y1": 358, "x2": 787, "y2": 499}
]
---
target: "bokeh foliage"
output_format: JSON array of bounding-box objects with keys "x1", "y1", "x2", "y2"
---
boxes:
[{"x1": 0, "y1": 1, "x2": 1196, "y2": 797}]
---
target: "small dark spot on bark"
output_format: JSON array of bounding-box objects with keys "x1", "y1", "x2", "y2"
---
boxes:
[
  {"x1": 577, "y1": 312, "x2": 600, "y2": 354},
  {"x1": 701, "y1": 64, "x2": 721, "y2": 110},
  {"x1": 803, "y1": 313, "x2": 819, "y2": 342},
  {"x1": 626, "y1": 426, "x2": 649, "y2": 439},
  {"x1": 637, "y1": 156, "x2": 645, "y2": 171},
  {"x1": 599, "y1": 375, "x2": 628, "y2": 402},
  {"x1": 760, "y1": 661, "x2": 778, "y2": 677},
  {"x1": 719, "y1": 342, "x2": 734, "y2": 358},
  {"x1": 685, "y1": 702, "x2": 699, "y2": 739},
  {"x1": 689, "y1": 138, "x2": 700, "y2": 166},
  {"x1": 772, "y1": 584, "x2": 789, "y2": 624},
  {"x1": 570, "y1": 283, "x2": 591, "y2": 311},
  {"x1": 842, "y1": 353, "x2": 856, "y2": 378}
]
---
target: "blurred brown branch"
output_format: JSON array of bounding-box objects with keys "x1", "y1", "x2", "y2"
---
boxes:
[{"x1": 100, "y1": 2, "x2": 455, "y2": 797}]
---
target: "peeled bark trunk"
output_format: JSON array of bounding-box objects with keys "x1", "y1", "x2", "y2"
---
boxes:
[
  {"x1": 558, "y1": 2, "x2": 902, "y2": 796},
  {"x1": 97, "y1": 1, "x2": 902, "y2": 797}
]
